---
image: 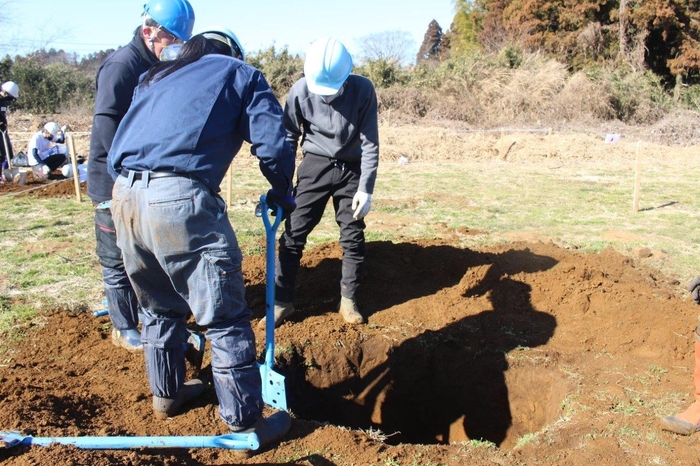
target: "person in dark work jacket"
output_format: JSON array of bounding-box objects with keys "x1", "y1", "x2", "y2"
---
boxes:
[
  {"x1": 107, "y1": 28, "x2": 295, "y2": 450},
  {"x1": 0, "y1": 81, "x2": 18, "y2": 178},
  {"x1": 87, "y1": 0, "x2": 195, "y2": 352},
  {"x1": 263, "y1": 37, "x2": 379, "y2": 328}
]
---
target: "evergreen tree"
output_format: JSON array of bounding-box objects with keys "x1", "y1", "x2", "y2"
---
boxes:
[{"x1": 416, "y1": 20, "x2": 443, "y2": 64}]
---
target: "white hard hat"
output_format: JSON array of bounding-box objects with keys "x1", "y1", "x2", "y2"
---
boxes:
[
  {"x1": 304, "y1": 37, "x2": 352, "y2": 96},
  {"x1": 61, "y1": 164, "x2": 73, "y2": 179},
  {"x1": 196, "y1": 25, "x2": 245, "y2": 60},
  {"x1": 1, "y1": 81, "x2": 19, "y2": 99},
  {"x1": 43, "y1": 122, "x2": 60, "y2": 136}
]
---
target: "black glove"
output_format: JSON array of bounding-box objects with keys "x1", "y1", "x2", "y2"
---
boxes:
[
  {"x1": 688, "y1": 276, "x2": 700, "y2": 304},
  {"x1": 266, "y1": 189, "x2": 296, "y2": 220}
]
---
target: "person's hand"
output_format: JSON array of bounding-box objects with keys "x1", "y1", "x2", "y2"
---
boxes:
[
  {"x1": 688, "y1": 277, "x2": 700, "y2": 304},
  {"x1": 352, "y1": 191, "x2": 372, "y2": 220},
  {"x1": 266, "y1": 189, "x2": 296, "y2": 220},
  {"x1": 32, "y1": 164, "x2": 49, "y2": 180}
]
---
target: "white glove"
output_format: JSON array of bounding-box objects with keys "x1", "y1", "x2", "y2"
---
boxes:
[{"x1": 352, "y1": 191, "x2": 372, "y2": 220}]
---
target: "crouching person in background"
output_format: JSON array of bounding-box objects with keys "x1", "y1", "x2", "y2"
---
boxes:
[{"x1": 27, "y1": 122, "x2": 68, "y2": 180}]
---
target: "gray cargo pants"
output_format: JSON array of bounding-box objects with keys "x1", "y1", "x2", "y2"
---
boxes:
[{"x1": 111, "y1": 172, "x2": 263, "y2": 430}]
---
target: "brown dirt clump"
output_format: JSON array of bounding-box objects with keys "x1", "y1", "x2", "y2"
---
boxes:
[{"x1": 0, "y1": 237, "x2": 699, "y2": 465}]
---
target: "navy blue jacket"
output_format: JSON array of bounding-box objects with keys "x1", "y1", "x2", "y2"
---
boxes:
[
  {"x1": 0, "y1": 96, "x2": 13, "y2": 130},
  {"x1": 88, "y1": 28, "x2": 158, "y2": 203},
  {"x1": 108, "y1": 54, "x2": 294, "y2": 196}
]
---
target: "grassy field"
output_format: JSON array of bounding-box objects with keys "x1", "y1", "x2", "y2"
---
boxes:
[{"x1": 0, "y1": 125, "x2": 698, "y2": 337}]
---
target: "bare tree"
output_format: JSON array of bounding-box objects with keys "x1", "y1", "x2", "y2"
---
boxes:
[
  {"x1": 618, "y1": 0, "x2": 627, "y2": 61},
  {"x1": 355, "y1": 30, "x2": 415, "y2": 66},
  {"x1": 0, "y1": 1, "x2": 64, "y2": 57}
]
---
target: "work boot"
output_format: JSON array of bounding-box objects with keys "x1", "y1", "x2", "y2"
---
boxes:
[
  {"x1": 230, "y1": 411, "x2": 292, "y2": 455},
  {"x1": 153, "y1": 379, "x2": 204, "y2": 420},
  {"x1": 338, "y1": 296, "x2": 365, "y2": 324},
  {"x1": 661, "y1": 338, "x2": 700, "y2": 434},
  {"x1": 257, "y1": 301, "x2": 296, "y2": 329},
  {"x1": 184, "y1": 331, "x2": 205, "y2": 376},
  {"x1": 111, "y1": 327, "x2": 143, "y2": 352}
]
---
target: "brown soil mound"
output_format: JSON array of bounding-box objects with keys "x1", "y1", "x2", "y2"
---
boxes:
[{"x1": 1, "y1": 238, "x2": 698, "y2": 465}]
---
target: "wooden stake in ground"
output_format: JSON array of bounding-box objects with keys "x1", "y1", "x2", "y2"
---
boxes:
[
  {"x1": 67, "y1": 133, "x2": 82, "y2": 203},
  {"x1": 225, "y1": 165, "x2": 233, "y2": 206},
  {"x1": 632, "y1": 141, "x2": 641, "y2": 213}
]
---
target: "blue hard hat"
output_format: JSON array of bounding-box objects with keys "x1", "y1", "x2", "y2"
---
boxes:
[
  {"x1": 143, "y1": 0, "x2": 195, "y2": 41},
  {"x1": 304, "y1": 37, "x2": 353, "y2": 96}
]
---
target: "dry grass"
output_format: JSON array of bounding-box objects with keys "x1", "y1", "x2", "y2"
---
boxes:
[{"x1": 379, "y1": 52, "x2": 680, "y2": 130}]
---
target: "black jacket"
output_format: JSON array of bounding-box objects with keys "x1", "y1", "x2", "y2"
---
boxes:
[{"x1": 87, "y1": 27, "x2": 158, "y2": 203}]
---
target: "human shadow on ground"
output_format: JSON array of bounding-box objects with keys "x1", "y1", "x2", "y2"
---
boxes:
[{"x1": 284, "y1": 243, "x2": 558, "y2": 447}]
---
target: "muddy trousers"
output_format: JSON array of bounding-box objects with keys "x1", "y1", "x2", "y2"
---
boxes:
[
  {"x1": 93, "y1": 203, "x2": 140, "y2": 331},
  {"x1": 275, "y1": 153, "x2": 366, "y2": 303},
  {"x1": 111, "y1": 173, "x2": 263, "y2": 429}
]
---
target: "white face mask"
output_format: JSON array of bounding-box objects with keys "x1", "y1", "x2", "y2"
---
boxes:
[{"x1": 159, "y1": 44, "x2": 183, "y2": 61}]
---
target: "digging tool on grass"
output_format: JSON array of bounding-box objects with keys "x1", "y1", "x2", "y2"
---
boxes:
[
  {"x1": 0, "y1": 431, "x2": 259, "y2": 450},
  {"x1": 255, "y1": 193, "x2": 288, "y2": 411}
]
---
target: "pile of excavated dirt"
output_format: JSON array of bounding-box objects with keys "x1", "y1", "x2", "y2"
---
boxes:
[{"x1": 1, "y1": 238, "x2": 699, "y2": 465}]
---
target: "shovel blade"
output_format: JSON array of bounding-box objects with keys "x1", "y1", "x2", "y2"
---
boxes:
[{"x1": 259, "y1": 363, "x2": 287, "y2": 411}]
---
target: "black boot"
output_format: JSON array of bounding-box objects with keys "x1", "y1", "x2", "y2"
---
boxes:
[{"x1": 231, "y1": 411, "x2": 292, "y2": 454}]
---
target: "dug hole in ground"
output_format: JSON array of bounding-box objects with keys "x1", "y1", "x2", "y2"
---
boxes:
[{"x1": 1, "y1": 119, "x2": 700, "y2": 465}]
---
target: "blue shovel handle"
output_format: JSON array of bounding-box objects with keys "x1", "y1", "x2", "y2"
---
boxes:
[
  {"x1": 0, "y1": 431, "x2": 260, "y2": 450},
  {"x1": 258, "y1": 194, "x2": 282, "y2": 369}
]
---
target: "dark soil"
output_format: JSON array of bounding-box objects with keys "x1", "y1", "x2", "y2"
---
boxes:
[{"x1": 1, "y1": 236, "x2": 699, "y2": 465}]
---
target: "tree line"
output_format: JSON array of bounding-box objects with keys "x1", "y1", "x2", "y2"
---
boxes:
[
  {"x1": 440, "y1": 0, "x2": 700, "y2": 89},
  {"x1": 2, "y1": 1, "x2": 700, "y2": 124}
]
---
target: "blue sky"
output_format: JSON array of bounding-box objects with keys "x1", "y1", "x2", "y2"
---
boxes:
[{"x1": 0, "y1": 0, "x2": 455, "y2": 61}]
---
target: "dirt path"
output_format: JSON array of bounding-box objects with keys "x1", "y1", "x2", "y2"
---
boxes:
[{"x1": 1, "y1": 237, "x2": 699, "y2": 465}]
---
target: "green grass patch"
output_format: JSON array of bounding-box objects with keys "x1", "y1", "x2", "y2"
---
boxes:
[{"x1": 0, "y1": 150, "x2": 698, "y2": 338}]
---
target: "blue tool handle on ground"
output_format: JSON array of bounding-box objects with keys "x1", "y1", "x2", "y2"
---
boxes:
[
  {"x1": 0, "y1": 431, "x2": 259, "y2": 450},
  {"x1": 93, "y1": 309, "x2": 108, "y2": 317},
  {"x1": 259, "y1": 193, "x2": 282, "y2": 369}
]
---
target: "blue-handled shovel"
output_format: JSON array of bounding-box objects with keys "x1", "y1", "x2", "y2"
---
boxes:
[
  {"x1": 255, "y1": 194, "x2": 288, "y2": 411},
  {"x1": 0, "y1": 431, "x2": 259, "y2": 450}
]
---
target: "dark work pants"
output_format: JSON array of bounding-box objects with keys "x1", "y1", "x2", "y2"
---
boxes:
[
  {"x1": 94, "y1": 203, "x2": 141, "y2": 331},
  {"x1": 0, "y1": 129, "x2": 13, "y2": 166},
  {"x1": 275, "y1": 153, "x2": 366, "y2": 303},
  {"x1": 43, "y1": 153, "x2": 67, "y2": 171}
]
